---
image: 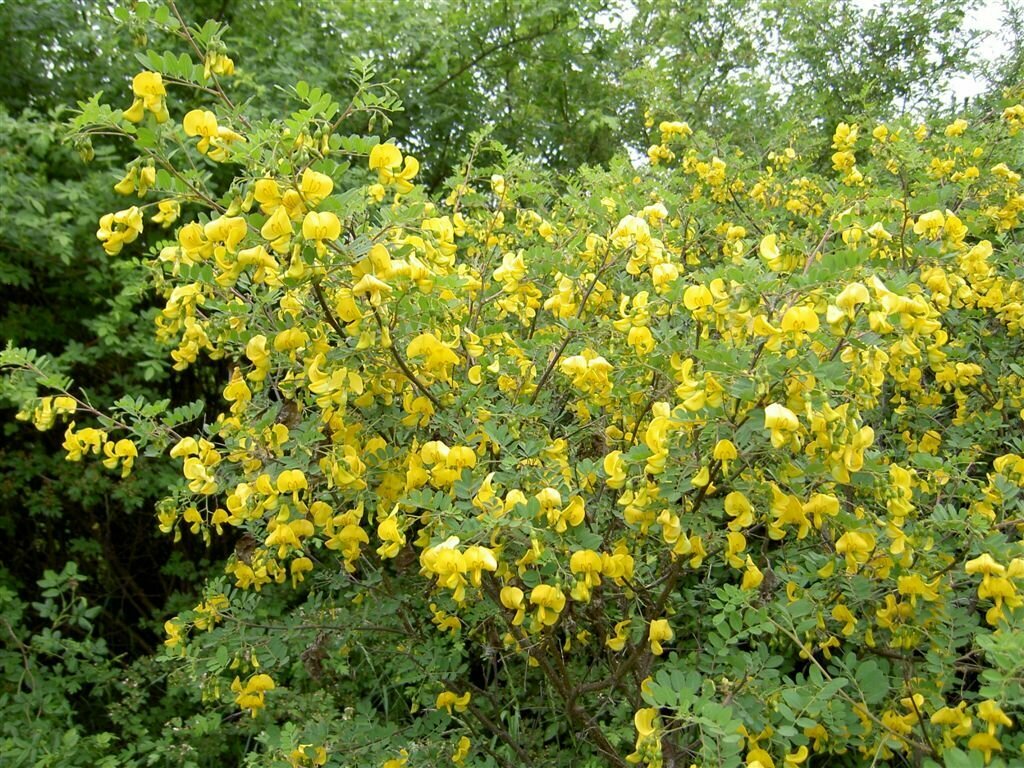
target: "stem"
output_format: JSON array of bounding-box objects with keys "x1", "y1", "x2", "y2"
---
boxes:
[
  {"x1": 466, "y1": 702, "x2": 534, "y2": 767},
  {"x1": 770, "y1": 616, "x2": 935, "y2": 757},
  {"x1": 481, "y1": 579, "x2": 630, "y2": 768},
  {"x1": 803, "y1": 223, "x2": 833, "y2": 275},
  {"x1": 167, "y1": 0, "x2": 250, "y2": 127},
  {"x1": 311, "y1": 277, "x2": 345, "y2": 338},
  {"x1": 369, "y1": 306, "x2": 444, "y2": 412},
  {"x1": 528, "y1": 254, "x2": 618, "y2": 405}
]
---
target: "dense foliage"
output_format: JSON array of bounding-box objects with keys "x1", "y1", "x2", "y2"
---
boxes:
[{"x1": 3, "y1": 1, "x2": 1024, "y2": 767}]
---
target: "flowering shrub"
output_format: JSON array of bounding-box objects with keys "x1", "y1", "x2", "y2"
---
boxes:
[{"x1": 5, "y1": 6, "x2": 1024, "y2": 767}]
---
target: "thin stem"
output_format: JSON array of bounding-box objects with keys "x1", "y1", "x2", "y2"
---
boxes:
[{"x1": 369, "y1": 305, "x2": 444, "y2": 411}]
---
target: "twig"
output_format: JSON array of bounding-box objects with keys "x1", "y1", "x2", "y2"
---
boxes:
[{"x1": 369, "y1": 306, "x2": 444, "y2": 412}]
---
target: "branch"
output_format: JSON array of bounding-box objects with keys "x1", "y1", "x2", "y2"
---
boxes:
[
  {"x1": 528, "y1": 254, "x2": 618, "y2": 405},
  {"x1": 311, "y1": 277, "x2": 346, "y2": 338},
  {"x1": 425, "y1": 16, "x2": 569, "y2": 96},
  {"x1": 369, "y1": 306, "x2": 445, "y2": 412}
]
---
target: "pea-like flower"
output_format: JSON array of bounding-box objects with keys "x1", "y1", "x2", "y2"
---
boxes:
[
  {"x1": 648, "y1": 619, "x2": 673, "y2": 655},
  {"x1": 302, "y1": 211, "x2": 341, "y2": 256},
  {"x1": 124, "y1": 71, "x2": 168, "y2": 124},
  {"x1": 529, "y1": 584, "x2": 566, "y2": 627},
  {"x1": 96, "y1": 206, "x2": 144, "y2": 255},
  {"x1": 231, "y1": 673, "x2": 275, "y2": 717},
  {"x1": 764, "y1": 403, "x2": 800, "y2": 448}
]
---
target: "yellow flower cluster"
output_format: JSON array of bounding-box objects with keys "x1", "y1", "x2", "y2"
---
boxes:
[{"x1": 41, "y1": 61, "x2": 1024, "y2": 763}]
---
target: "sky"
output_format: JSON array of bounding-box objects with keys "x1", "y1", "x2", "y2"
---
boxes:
[
  {"x1": 852, "y1": 0, "x2": 1015, "y2": 103},
  {"x1": 948, "y1": 0, "x2": 1014, "y2": 101}
]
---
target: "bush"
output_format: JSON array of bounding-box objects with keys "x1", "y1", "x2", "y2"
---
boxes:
[{"x1": 5, "y1": 6, "x2": 1024, "y2": 768}]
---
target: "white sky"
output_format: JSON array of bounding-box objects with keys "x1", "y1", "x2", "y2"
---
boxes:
[
  {"x1": 949, "y1": 0, "x2": 1012, "y2": 101},
  {"x1": 854, "y1": 0, "x2": 1013, "y2": 102}
]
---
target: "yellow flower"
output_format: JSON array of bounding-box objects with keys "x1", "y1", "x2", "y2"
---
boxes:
[
  {"x1": 352, "y1": 273, "x2": 393, "y2": 306},
  {"x1": 966, "y1": 554, "x2": 1005, "y2": 577},
  {"x1": 369, "y1": 143, "x2": 402, "y2": 171},
  {"x1": 831, "y1": 603, "x2": 856, "y2": 636},
  {"x1": 968, "y1": 732, "x2": 1002, "y2": 764},
  {"x1": 114, "y1": 165, "x2": 156, "y2": 197},
  {"x1": 231, "y1": 673, "x2": 275, "y2": 716},
  {"x1": 931, "y1": 702, "x2": 973, "y2": 737},
  {"x1": 300, "y1": 168, "x2": 334, "y2": 206},
  {"x1": 463, "y1": 545, "x2": 497, "y2": 586},
  {"x1": 627, "y1": 325, "x2": 655, "y2": 355},
  {"x1": 266, "y1": 518, "x2": 314, "y2": 558},
  {"x1": 446, "y1": 446, "x2": 477, "y2": 470},
  {"x1": 897, "y1": 573, "x2": 940, "y2": 605},
  {"x1": 436, "y1": 690, "x2": 471, "y2": 714},
  {"x1": 124, "y1": 71, "x2": 168, "y2": 124},
  {"x1": 913, "y1": 209, "x2": 945, "y2": 240},
  {"x1": 301, "y1": 211, "x2": 341, "y2": 256},
  {"x1": 725, "y1": 531, "x2": 747, "y2": 567},
  {"x1": 276, "y1": 469, "x2": 307, "y2": 494},
  {"x1": 784, "y1": 745, "x2": 808, "y2": 766},
  {"x1": 203, "y1": 52, "x2": 235, "y2": 79},
  {"x1": 376, "y1": 510, "x2": 406, "y2": 558},
  {"x1": 26, "y1": 395, "x2": 77, "y2": 430},
  {"x1": 631, "y1": 708, "x2": 656, "y2": 742},
  {"x1": 780, "y1": 305, "x2": 820, "y2": 334},
  {"x1": 607, "y1": 619, "x2": 631, "y2": 651},
  {"x1": 759, "y1": 233, "x2": 785, "y2": 270},
  {"x1": 546, "y1": 495, "x2": 585, "y2": 533},
  {"x1": 255, "y1": 178, "x2": 305, "y2": 218},
  {"x1": 603, "y1": 450, "x2": 627, "y2": 488},
  {"x1": 370, "y1": 143, "x2": 419, "y2": 193},
  {"x1": 683, "y1": 284, "x2": 713, "y2": 313},
  {"x1": 151, "y1": 199, "x2": 181, "y2": 227},
  {"x1": 977, "y1": 699, "x2": 1013, "y2": 730},
  {"x1": 764, "y1": 403, "x2": 799, "y2": 448},
  {"x1": 451, "y1": 736, "x2": 471, "y2": 765},
  {"x1": 944, "y1": 118, "x2": 968, "y2": 137},
  {"x1": 747, "y1": 748, "x2": 775, "y2": 768},
  {"x1": 96, "y1": 206, "x2": 144, "y2": 255},
  {"x1": 835, "y1": 530, "x2": 876, "y2": 572},
  {"x1": 407, "y1": 332, "x2": 460, "y2": 381},
  {"x1": 290, "y1": 556, "x2": 313, "y2": 587},
  {"x1": 829, "y1": 281, "x2": 870, "y2": 322},
  {"x1": 944, "y1": 210, "x2": 968, "y2": 246},
  {"x1": 205, "y1": 215, "x2": 247, "y2": 253},
  {"x1": 500, "y1": 585, "x2": 526, "y2": 625},
  {"x1": 101, "y1": 438, "x2": 139, "y2": 477},
  {"x1": 725, "y1": 491, "x2": 754, "y2": 530},
  {"x1": 421, "y1": 538, "x2": 468, "y2": 601},
  {"x1": 713, "y1": 439, "x2": 738, "y2": 470},
  {"x1": 183, "y1": 110, "x2": 245, "y2": 160},
  {"x1": 659, "y1": 120, "x2": 692, "y2": 142},
  {"x1": 261, "y1": 206, "x2": 294, "y2": 253},
  {"x1": 832, "y1": 122, "x2": 859, "y2": 150},
  {"x1": 570, "y1": 549, "x2": 603, "y2": 602},
  {"x1": 741, "y1": 557, "x2": 764, "y2": 590},
  {"x1": 648, "y1": 618, "x2": 673, "y2": 655},
  {"x1": 530, "y1": 584, "x2": 566, "y2": 627},
  {"x1": 559, "y1": 349, "x2": 614, "y2": 402},
  {"x1": 832, "y1": 150, "x2": 855, "y2": 172},
  {"x1": 183, "y1": 109, "x2": 219, "y2": 151},
  {"x1": 63, "y1": 423, "x2": 107, "y2": 461}
]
